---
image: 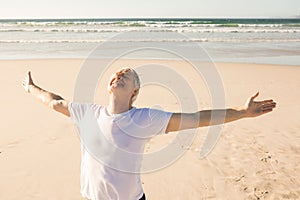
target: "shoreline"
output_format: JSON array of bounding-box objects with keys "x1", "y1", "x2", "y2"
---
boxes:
[{"x1": 0, "y1": 57, "x2": 299, "y2": 67}]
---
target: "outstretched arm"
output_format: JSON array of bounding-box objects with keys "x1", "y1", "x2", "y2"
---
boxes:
[
  {"x1": 166, "y1": 92, "x2": 276, "y2": 133},
  {"x1": 22, "y1": 71, "x2": 70, "y2": 117}
]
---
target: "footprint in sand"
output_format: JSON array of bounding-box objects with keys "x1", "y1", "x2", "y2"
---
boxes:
[
  {"x1": 260, "y1": 153, "x2": 272, "y2": 163},
  {"x1": 254, "y1": 187, "x2": 269, "y2": 199},
  {"x1": 260, "y1": 151, "x2": 279, "y2": 167}
]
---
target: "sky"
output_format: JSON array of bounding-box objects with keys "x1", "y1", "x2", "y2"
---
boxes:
[{"x1": 0, "y1": 0, "x2": 299, "y2": 19}]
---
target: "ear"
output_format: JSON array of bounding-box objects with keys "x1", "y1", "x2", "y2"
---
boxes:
[
  {"x1": 130, "y1": 88, "x2": 139, "y2": 103},
  {"x1": 132, "y1": 88, "x2": 139, "y2": 97}
]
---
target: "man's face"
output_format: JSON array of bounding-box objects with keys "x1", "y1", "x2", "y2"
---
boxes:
[{"x1": 108, "y1": 68, "x2": 137, "y2": 96}]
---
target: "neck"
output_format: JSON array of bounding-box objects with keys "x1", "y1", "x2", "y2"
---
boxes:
[{"x1": 107, "y1": 94, "x2": 132, "y2": 115}]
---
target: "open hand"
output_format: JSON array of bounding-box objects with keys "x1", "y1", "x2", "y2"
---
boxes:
[
  {"x1": 245, "y1": 92, "x2": 276, "y2": 118},
  {"x1": 22, "y1": 71, "x2": 34, "y2": 93}
]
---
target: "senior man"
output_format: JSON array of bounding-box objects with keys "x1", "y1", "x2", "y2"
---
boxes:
[{"x1": 22, "y1": 67, "x2": 276, "y2": 200}]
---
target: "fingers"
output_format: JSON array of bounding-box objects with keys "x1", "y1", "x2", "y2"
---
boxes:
[
  {"x1": 22, "y1": 70, "x2": 31, "y2": 93},
  {"x1": 262, "y1": 104, "x2": 276, "y2": 111},
  {"x1": 261, "y1": 99, "x2": 274, "y2": 103},
  {"x1": 262, "y1": 109, "x2": 274, "y2": 114},
  {"x1": 260, "y1": 102, "x2": 276, "y2": 113},
  {"x1": 22, "y1": 76, "x2": 28, "y2": 86},
  {"x1": 22, "y1": 79, "x2": 26, "y2": 87},
  {"x1": 22, "y1": 78, "x2": 29, "y2": 92},
  {"x1": 259, "y1": 101, "x2": 276, "y2": 108}
]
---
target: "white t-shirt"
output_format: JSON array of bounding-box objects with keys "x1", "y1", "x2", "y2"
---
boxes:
[{"x1": 68, "y1": 102, "x2": 172, "y2": 200}]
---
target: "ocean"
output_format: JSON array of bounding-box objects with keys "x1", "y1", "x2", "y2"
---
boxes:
[{"x1": 0, "y1": 18, "x2": 300, "y2": 65}]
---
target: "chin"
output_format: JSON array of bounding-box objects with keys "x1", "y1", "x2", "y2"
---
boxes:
[
  {"x1": 108, "y1": 86, "x2": 120, "y2": 94},
  {"x1": 108, "y1": 86, "x2": 114, "y2": 94}
]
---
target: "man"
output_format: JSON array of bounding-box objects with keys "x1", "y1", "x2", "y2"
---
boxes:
[{"x1": 22, "y1": 68, "x2": 276, "y2": 200}]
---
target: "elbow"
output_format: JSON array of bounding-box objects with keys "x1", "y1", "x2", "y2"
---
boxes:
[
  {"x1": 49, "y1": 100, "x2": 70, "y2": 117},
  {"x1": 49, "y1": 100, "x2": 58, "y2": 110},
  {"x1": 49, "y1": 100, "x2": 63, "y2": 112},
  {"x1": 40, "y1": 93, "x2": 62, "y2": 108},
  {"x1": 48, "y1": 95, "x2": 65, "y2": 110}
]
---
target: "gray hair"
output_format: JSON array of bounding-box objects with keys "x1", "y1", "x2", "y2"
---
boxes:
[
  {"x1": 130, "y1": 68, "x2": 140, "y2": 103},
  {"x1": 131, "y1": 68, "x2": 140, "y2": 89}
]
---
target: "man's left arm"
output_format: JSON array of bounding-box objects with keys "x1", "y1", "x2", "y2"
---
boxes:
[{"x1": 166, "y1": 92, "x2": 276, "y2": 133}]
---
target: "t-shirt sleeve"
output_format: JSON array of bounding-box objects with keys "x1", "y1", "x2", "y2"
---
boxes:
[
  {"x1": 68, "y1": 102, "x2": 93, "y2": 125},
  {"x1": 139, "y1": 108, "x2": 173, "y2": 135}
]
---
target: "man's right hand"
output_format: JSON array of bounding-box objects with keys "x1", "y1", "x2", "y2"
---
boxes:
[
  {"x1": 22, "y1": 71, "x2": 70, "y2": 117},
  {"x1": 22, "y1": 71, "x2": 34, "y2": 93}
]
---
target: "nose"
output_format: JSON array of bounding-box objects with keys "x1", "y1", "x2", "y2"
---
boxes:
[
  {"x1": 116, "y1": 75, "x2": 122, "y2": 80},
  {"x1": 112, "y1": 73, "x2": 123, "y2": 83},
  {"x1": 116, "y1": 71, "x2": 126, "y2": 79},
  {"x1": 116, "y1": 71, "x2": 124, "y2": 76}
]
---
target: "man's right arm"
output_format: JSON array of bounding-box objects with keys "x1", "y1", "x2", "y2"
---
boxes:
[{"x1": 22, "y1": 71, "x2": 70, "y2": 117}]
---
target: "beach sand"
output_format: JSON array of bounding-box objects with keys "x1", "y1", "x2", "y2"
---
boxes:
[{"x1": 0, "y1": 59, "x2": 299, "y2": 199}]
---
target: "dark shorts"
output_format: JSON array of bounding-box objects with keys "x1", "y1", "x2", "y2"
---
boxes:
[{"x1": 139, "y1": 193, "x2": 146, "y2": 200}]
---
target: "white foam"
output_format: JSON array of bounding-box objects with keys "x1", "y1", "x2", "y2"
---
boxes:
[{"x1": 1, "y1": 38, "x2": 300, "y2": 44}]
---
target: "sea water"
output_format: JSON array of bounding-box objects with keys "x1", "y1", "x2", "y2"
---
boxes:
[{"x1": 0, "y1": 18, "x2": 299, "y2": 65}]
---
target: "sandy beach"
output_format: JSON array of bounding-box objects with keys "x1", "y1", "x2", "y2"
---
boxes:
[{"x1": 0, "y1": 59, "x2": 299, "y2": 199}]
